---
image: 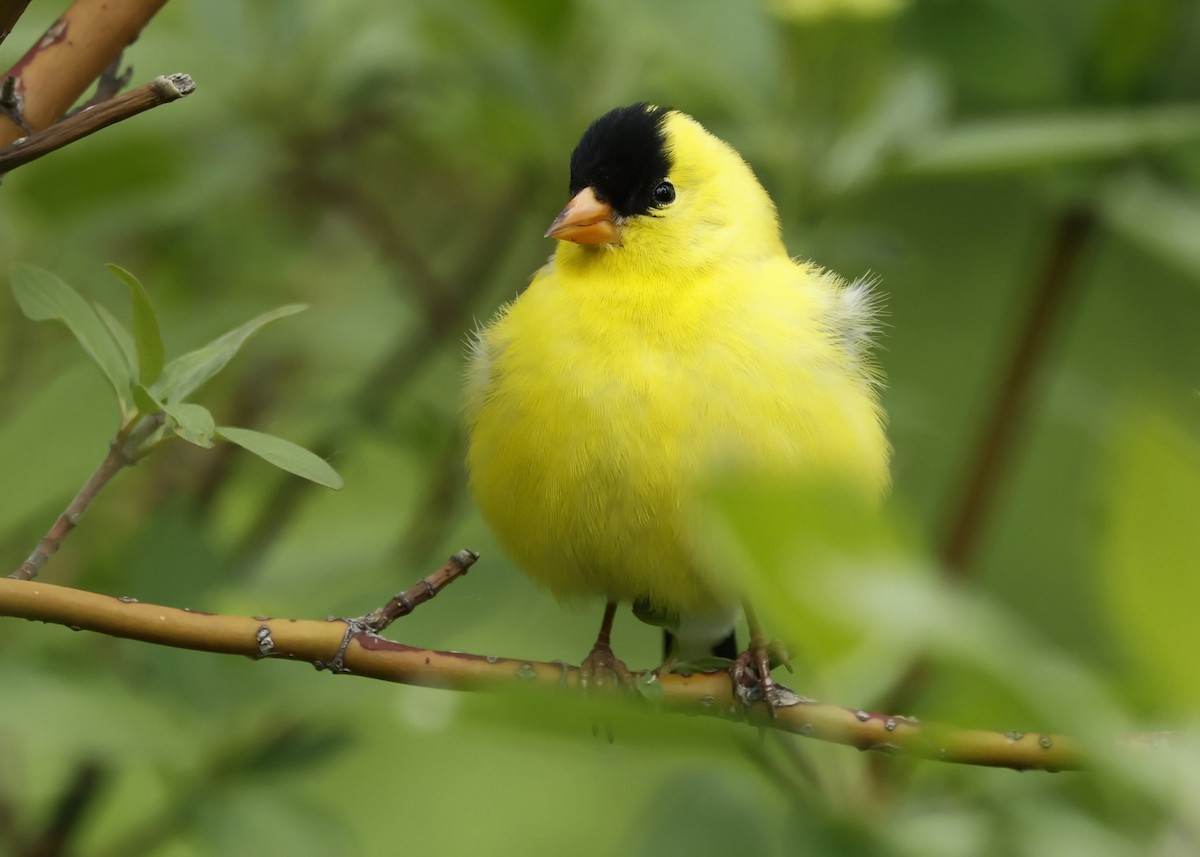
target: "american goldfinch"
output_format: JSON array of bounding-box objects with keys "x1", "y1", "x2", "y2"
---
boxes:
[{"x1": 465, "y1": 104, "x2": 888, "y2": 703}]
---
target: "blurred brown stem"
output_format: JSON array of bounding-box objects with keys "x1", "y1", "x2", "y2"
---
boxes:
[
  {"x1": 0, "y1": 72, "x2": 193, "y2": 174},
  {"x1": 879, "y1": 208, "x2": 1097, "y2": 716},
  {"x1": 27, "y1": 761, "x2": 107, "y2": 857},
  {"x1": 0, "y1": 0, "x2": 169, "y2": 146},
  {"x1": 940, "y1": 209, "x2": 1096, "y2": 577}
]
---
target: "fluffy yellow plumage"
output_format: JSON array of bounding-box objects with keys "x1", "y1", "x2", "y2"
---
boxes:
[{"x1": 465, "y1": 104, "x2": 888, "y2": 680}]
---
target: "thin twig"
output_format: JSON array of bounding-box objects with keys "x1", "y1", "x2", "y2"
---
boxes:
[
  {"x1": 9, "y1": 415, "x2": 163, "y2": 581},
  {"x1": 0, "y1": 0, "x2": 169, "y2": 146},
  {"x1": 0, "y1": 568, "x2": 1169, "y2": 772},
  {"x1": 358, "y1": 549, "x2": 477, "y2": 633},
  {"x1": 0, "y1": 72, "x2": 193, "y2": 174}
]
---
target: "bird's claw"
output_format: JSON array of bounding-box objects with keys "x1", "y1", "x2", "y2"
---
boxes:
[
  {"x1": 730, "y1": 639, "x2": 800, "y2": 717},
  {"x1": 579, "y1": 641, "x2": 636, "y2": 695}
]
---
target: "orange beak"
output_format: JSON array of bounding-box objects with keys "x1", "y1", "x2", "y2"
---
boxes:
[{"x1": 544, "y1": 186, "x2": 619, "y2": 245}]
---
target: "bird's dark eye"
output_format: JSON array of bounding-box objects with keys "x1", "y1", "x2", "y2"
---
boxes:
[{"x1": 652, "y1": 180, "x2": 675, "y2": 206}]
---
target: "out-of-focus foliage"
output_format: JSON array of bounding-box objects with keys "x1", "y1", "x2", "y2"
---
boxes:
[{"x1": 1, "y1": 1, "x2": 1198, "y2": 855}]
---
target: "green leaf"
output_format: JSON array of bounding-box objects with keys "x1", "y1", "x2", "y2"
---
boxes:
[
  {"x1": 93, "y1": 302, "x2": 137, "y2": 383},
  {"x1": 164, "y1": 402, "x2": 216, "y2": 448},
  {"x1": 135, "y1": 384, "x2": 213, "y2": 447},
  {"x1": 1101, "y1": 408, "x2": 1200, "y2": 711},
  {"x1": 132, "y1": 383, "x2": 163, "y2": 415},
  {"x1": 897, "y1": 106, "x2": 1200, "y2": 176},
  {"x1": 216, "y1": 426, "x2": 343, "y2": 489},
  {"x1": 10, "y1": 264, "x2": 133, "y2": 413},
  {"x1": 153, "y1": 304, "x2": 307, "y2": 404},
  {"x1": 702, "y1": 475, "x2": 919, "y2": 699},
  {"x1": 106, "y1": 264, "x2": 165, "y2": 386}
]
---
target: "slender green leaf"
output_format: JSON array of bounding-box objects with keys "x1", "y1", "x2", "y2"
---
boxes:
[
  {"x1": 216, "y1": 426, "x2": 343, "y2": 489},
  {"x1": 106, "y1": 264, "x2": 165, "y2": 386},
  {"x1": 164, "y1": 402, "x2": 216, "y2": 448},
  {"x1": 93, "y1": 302, "x2": 137, "y2": 382},
  {"x1": 10, "y1": 264, "x2": 133, "y2": 412},
  {"x1": 897, "y1": 106, "x2": 1200, "y2": 176},
  {"x1": 153, "y1": 305, "x2": 307, "y2": 403}
]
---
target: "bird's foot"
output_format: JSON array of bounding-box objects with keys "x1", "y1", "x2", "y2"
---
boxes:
[
  {"x1": 579, "y1": 641, "x2": 637, "y2": 695},
  {"x1": 730, "y1": 639, "x2": 794, "y2": 716}
]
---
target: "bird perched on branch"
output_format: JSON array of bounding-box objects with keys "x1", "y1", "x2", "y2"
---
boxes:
[{"x1": 465, "y1": 103, "x2": 889, "y2": 707}]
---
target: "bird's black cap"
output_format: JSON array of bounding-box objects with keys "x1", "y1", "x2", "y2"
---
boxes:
[{"x1": 569, "y1": 103, "x2": 672, "y2": 218}]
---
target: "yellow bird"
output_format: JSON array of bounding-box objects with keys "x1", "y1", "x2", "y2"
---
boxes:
[{"x1": 465, "y1": 104, "x2": 889, "y2": 701}]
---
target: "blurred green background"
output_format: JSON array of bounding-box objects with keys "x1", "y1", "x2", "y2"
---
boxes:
[{"x1": 2, "y1": 0, "x2": 1200, "y2": 854}]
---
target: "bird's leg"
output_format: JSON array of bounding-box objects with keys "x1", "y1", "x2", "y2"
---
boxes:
[
  {"x1": 656, "y1": 633, "x2": 681, "y2": 678},
  {"x1": 579, "y1": 601, "x2": 636, "y2": 692},
  {"x1": 730, "y1": 601, "x2": 789, "y2": 716}
]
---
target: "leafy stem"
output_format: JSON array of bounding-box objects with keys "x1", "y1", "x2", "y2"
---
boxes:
[{"x1": 7, "y1": 264, "x2": 344, "y2": 581}]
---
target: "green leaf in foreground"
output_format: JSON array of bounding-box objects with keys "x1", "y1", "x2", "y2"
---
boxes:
[
  {"x1": 152, "y1": 305, "x2": 307, "y2": 404},
  {"x1": 106, "y1": 264, "x2": 165, "y2": 386},
  {"x1": 216, "y1": 426, "x2": 343, "y2": 489},
  {"x1": 701, "y1": 475, "x2": 925, "y2": 701},
  {"x1": 1102, "y1": 409, "x2": 1200, "y2": 711},
  {"x1": 10, "y1": 264, "x2": 133, "y2": 413}
]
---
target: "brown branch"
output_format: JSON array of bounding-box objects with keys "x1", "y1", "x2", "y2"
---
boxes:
[
  {"x1": 9, "y1": 415, "x2": 163, "y2": 581},
  {"x1": 357, "y1": 549, "x2": 477, "y2": 633},
  {"x1": 0, "y1": 565, "x2": 1158, "y2": 773},
  {"x1": 0, "y1": 0, "x2": 169, "y2": 146},
  {"x1": 0, "y1": 72, "x2": 193, "y2": 174}
]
